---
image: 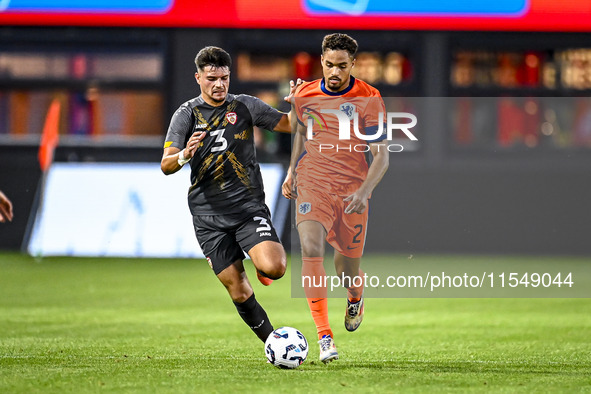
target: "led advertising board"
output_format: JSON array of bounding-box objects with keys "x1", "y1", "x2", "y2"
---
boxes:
[
  {"x1": 0, "y1": 0, "x2": 590, "y2": 31},
  {"x1": 27, "y1": 162, "x2": 284, "y2": 258}
]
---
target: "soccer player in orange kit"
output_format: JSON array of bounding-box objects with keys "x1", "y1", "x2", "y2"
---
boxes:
[{"x1": 283, "y1": 33, "x2": 389, "y2": 363}]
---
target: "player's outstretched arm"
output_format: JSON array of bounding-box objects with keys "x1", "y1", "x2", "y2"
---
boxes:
[
  {"x1": 160, "y1": 131, "x2": 206, "y2": 175},
  {"x1": 0, "y1": 190, "x2": 13, "y2": 223},
  {"x1": 343, "y1": 141, "x2": 389, "y2": 214}
]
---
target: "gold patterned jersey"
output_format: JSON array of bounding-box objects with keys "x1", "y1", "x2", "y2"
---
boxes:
[{"x1": 164, "y1": 94, "x2": 283, "y2": 215}]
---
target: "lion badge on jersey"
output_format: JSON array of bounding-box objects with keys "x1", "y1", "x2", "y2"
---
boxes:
[
  {"x1": 339, "y1": 103, "x2": 356, "y2": 120},
  {"x1": 226, "y1": 112, "x2": 237, "y2": 125},
  {"x1": 298, "y1": 202, "x2": 312, "y2": 215}
]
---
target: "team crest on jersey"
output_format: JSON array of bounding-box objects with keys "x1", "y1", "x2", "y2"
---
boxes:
[
  {"x1": 298, "y1": 202, "x2": 312, "y2": 215},
  {"x1": 340, "y1": 103, "x2": 356, "y2": 120},
  {"x1": 226, "y1": 112, "x2": 237, "y2": 125}
]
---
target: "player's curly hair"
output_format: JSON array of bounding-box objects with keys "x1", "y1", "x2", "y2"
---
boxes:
[
  {"x1": 195, "y1": 46, "x2": 232, "y2": 71},
  {"x1": 322, "y1": 33, "x2": 358, "y2": 58}
]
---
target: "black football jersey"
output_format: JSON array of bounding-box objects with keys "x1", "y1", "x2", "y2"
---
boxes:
[{"x1": 164, "y1": 94, "x2": 283, "y2": 215}]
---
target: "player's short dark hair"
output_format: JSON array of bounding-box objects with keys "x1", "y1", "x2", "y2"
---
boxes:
[
  {"x1": 322, "y1": 33, "x2": 358, "y2": 58},
  {"x1": 195, "y1": 46, "x2": 232, "y2": 71}
]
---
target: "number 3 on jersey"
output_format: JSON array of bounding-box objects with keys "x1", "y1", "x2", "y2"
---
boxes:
[
  {"x1": 254, "y1": 216, "x2": 271, "y2": 232},
  {"x1": 210, "y1": 128, "x2": 227, "y2": 152}
]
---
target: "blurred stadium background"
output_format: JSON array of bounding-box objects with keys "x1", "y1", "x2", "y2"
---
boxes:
[
  {"x1": 1, "y1": 2, "x2": 591, "y2": 391},
  {"x1": 1, "y1": 7, "x2": 591, "y2": 255}
]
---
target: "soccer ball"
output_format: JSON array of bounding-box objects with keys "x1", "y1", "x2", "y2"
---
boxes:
[{"x1": 264, "y1": 326, "x2": 308, "y2": 369}]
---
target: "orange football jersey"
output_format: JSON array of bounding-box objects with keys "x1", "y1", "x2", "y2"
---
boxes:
[{"x1": 294, "y1": 76, "x2": 386, "y2": 194}]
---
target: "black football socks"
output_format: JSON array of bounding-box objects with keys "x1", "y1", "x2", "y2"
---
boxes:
[{"x1": 234, "y1": 293, "x2": 273, "y2": 342}]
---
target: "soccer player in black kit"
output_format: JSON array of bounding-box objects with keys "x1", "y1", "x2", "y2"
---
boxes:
[{"x1": 161, "y1": 46, "x2": 298, "y2": 343}]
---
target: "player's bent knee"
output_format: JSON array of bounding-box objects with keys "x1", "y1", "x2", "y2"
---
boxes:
[
  {"x1": 250, "y1": 241, "x2": 286, "y2": 279},
  {"x1": 266, "y1": 259, "x2": 286, "y2": 280},
  {"x1": 258, "y1": 254, "x2": 286, "y2": 279}
]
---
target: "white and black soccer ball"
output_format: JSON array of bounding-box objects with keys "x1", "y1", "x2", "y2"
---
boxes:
[{"x1": 264, "y1": 326, "x2": 308, "y2": 369}]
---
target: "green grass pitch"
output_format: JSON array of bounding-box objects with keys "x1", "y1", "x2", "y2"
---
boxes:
[{"x1": 1, "y1": 252, "x2": 590, "y2": 392}]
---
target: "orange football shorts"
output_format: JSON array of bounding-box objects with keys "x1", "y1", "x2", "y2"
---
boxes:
[{"x1": 296, "y1": 186, "x2": 368, "y2": 259}]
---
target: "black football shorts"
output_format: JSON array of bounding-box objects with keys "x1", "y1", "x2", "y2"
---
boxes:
[{"x1": 192, "y1": 207, "x2": 281, "y2": 275}]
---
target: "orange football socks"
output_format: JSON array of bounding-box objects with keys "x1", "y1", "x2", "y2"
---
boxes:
[{"x1": 302, "y1": 257, "x2": 333, "y2": 340}]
